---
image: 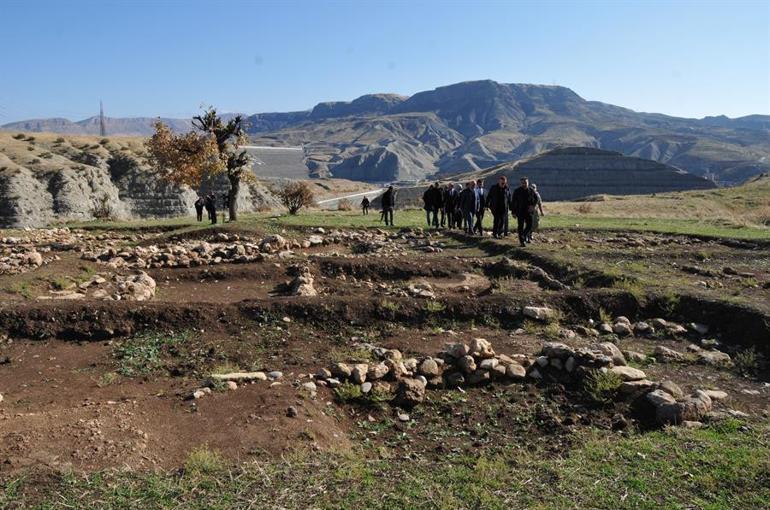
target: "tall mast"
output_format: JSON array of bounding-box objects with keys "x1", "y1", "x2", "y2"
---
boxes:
[{"x1": 99, "y1": 100, "x2": 106, "y2": 137}]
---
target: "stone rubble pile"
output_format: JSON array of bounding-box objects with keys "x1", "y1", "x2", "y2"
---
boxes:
[
  {"x1": 82, "y1": 233, "x2": 300, "y2": 269},
  {"x1": 39, "y1": 271, "x2": 157, "y2": 301},
  {"x1": 491, "y1": 257, "x2": 569, "y2": 291},
  {"x1": 286, "y1": 264, "x2": 318, "y2": 296},
  {"x1": 315, "y1": 332, "x2": 735, "y2": 428},
  {"x1": 0, "y1": 248, "x2": 45, "y2": 275}
]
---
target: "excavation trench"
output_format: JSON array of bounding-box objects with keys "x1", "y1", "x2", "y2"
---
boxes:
[{"x1": 0, "y1": 289, "x2": 767, "y2": 351}]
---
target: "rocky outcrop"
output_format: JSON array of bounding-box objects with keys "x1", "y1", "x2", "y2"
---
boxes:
[{"x1": 0, "y1": 133, "x2": 281, "y2": 227}]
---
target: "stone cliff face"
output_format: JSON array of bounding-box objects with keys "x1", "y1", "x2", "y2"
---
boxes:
[{"x1": 0, "y1": 133, "x2": 280, "y2": 228}]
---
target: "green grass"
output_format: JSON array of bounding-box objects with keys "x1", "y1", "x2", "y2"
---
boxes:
[
  {"x1": 65, "y1": 205, "x2": 769, "y2": 240},
  {"x1": 3, "y1": 421, "x2": 767, "y2": 509},
  {"x1": 113, "y1": 330, "x2": 190, "y2": 377},
  {"x1": 545, "y1": 214, "x2": 770, "y2": 240}
]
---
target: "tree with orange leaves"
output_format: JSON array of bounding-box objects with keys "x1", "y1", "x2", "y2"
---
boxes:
[{"x1": 146, "y1": 107, "x2": 252, "y2": 221}]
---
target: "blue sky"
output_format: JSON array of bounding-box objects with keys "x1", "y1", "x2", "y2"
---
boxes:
[{"x1": 0, "y1": 0, "x2": 768, "y2": 122}]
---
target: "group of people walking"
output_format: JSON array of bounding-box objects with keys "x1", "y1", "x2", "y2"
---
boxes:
[
  {"x1": 419, "y1": 176, "x2": 544, "y2": 247},
  {"x1": 194, "y1": 192, "x2": 230, "y2": 225}
]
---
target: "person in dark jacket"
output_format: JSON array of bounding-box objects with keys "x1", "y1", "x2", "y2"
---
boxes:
[
  {"x1": 432, "y1": 183, "x2": 444, "y2": 228},
  {"x1": 443, "y1": 183, "x2": 456, "y2": 230},
  {"x1": 381, "y1": 186, "x2": 395, "y2": 226},
  {"x1": 458, "y1": 181, "x2": 478, "y2": 235},
  {"x1": 486, "y1": 176, "x2": 511, "y2": 238},
  {"x1": 361, "y1": 196, "x2": 370, "y2": 215},
  {"x1": 205, "y1": 193, "x2": 217, "y2": 225},
  {"x1": 473, "y1": 179, "x2": 486, "y2": 235},
  {"x1": 453, "y1": 183, "x2": 464, "y2": 229},
  {"x1": 510, "y1": 177, "x2": 537, "y2": 247},
  {"x1": 422, "y1": 185, "x2": 434, "y2": 226},
  {"x1": 528, "y1": 183, "x2": 545, "y2": 242},
  {"x1": 194, "y1": 195, "x2": 205, "y2": 222}
]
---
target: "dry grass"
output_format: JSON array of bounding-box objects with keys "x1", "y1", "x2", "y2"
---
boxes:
[{"x1": 547, "y1": 176, "x2": 770, "y2": 229}]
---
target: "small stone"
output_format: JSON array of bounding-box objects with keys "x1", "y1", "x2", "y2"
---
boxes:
[
  {"x1": 564, "y1": 357, "x2": 576, "y2": 372},
  {"x1": 619, "y1": 379, "x2": 655, "y2": 394},
  {"x1": 615, "y1": 316, "x2": 631, "y2": 325},
  {"x1": 654, "y1": 345, "x2": 686, "y2": 362},
  {"x1": 469, "y1": 338, "x2": 495, "y2": 358},
  {"x1": 419, "y1": 358, "x2": 440, "y2": 377},
  {"x1": 689, "y1": 323, "x2": 709, "y2": 335},
  {"x1": 268, "y1": 371, "x2": 283, "y2": 380},
  {"x1": 623, "y1": 350, "x2": 647, "y2": 363},
  {"x1": 331, "y1": 362, "x2": 352, "y2": 379},
  {"x1": 595, "y1": 342, "x2": 626, "y2": 366},
  {"x1": 457, "y1": 355, "x2": 477, "y2": 374},
  {"x1": 394, "y1": 378, "x2": 425, "y2": 408},
  {"x1": 682, "y1": 420, "x2": 703, "y2": 429},
  {"x1": 703, "y1": 389, "x2": 728, "y2": 400},
  {"x1": 609, "y1": 366, "x2": 646, "y2": 381},
  {"x1": 398, "y1": 413, "x2": 410, "y2": 422},
  {"x1": 316, "y1": 368, "x2": 332, "y2": 380},
  {"x1": 479, "y1": 358, "x2": 498, "y2": 370},
  {"x1": 536, "y1": 356, "x2": 549, "y2": 367},
  {"x1": 361, "y1": 382, "x2": 373, "y2": 394},
  {"x1": 351, "y1": 364, "x2": 369, "y2": 384},
  {"x1": 505, "y1": 363, "x2": 526, "y2": 380},
  {"x1": 522, "y1": 306, "x2": 556, "y2": 321},
  {"x1": 302, "y1": 382, "x2": 317, "y2": 392},
  {"x1": 226, "y1": 381, "x2": 238, "y2": 391},
  {"x1": 286, "y1": 406, "x2": 298, "y2": 418},
  {"x1": 367, "y1": 363, "x2": 390, "y2": 380},
  {"x1": 444, "y1": 372, "x2": 465, "y2": 388},
  {"x1": 326, "y1": 378, "x2": 341, "y2": 388},
  {"x1": 696, "y1": 350, "x2": 731, "y2": 367},
  {"x1": 612, "y1": 322, "x2": 632, "y2": 336},
  {"x1": 659, "y1": 380, "x2": 684, "y2": 399},
  {"x1": 598, "y1": 323, "x2": 613, "y2": 334}
]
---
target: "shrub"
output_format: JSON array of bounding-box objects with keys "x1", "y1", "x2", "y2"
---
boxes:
[
  {"x1": 733, "y1": 347, "x2": 761, "y2": 377},
  {"x1": 276, "y1": 181, "x2": 315, "y2": 214},
  {"x1": 54, "y1": 137, "x2": 66, "y2": 144},
  {"x1": 424, "y1": 300, "x2": 446, "y2": 313},
  {"x1": 91, "y1": 195, "x2": 114, "y2": 220},
  {"x1": 337, "y1": 198, "x2": 353, "y2": 211},
  {"x1": 598, "y1": 307, "x2": 612, "y2": 324},
  {"x1": 582, "y1": 369, "x2": 623, "y2": 404},
  {"x1": 99, "y1": 138, "x2": 110, "y2": 145},
  {"x1": 184, "y1": 446, "x2": 225, "y2": 476},
  {"x1": 12, "y1": 133, "x2": 26, "y2": 140}
]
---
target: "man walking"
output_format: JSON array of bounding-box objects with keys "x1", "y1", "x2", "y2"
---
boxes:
[
  {"x1": 205, "y1": 193, "x2": 217, "y2": 225},
  {"x1": 473, "y1": 179, "x2": 486, "y2": 235},
  {"x1": 510, "y1": 177, "x2": 537, "y2": 247},
  {"x1": 528, "y1": 183, "x2": 545, "y2": 242},
  {"x1": 443, "y1": 183, "x2": 456, "y2": 230},
  {"x1": 194, "y1": 195, "x2": 205, "y2": 222},
  {"x1": 422, "y1": 185, "x2": 434, "y2": 227},
  {"x1": 361, "y1": 196, "x2": 371, "y2": 215},
  {"x1": 486, "y1": 176, "x2": 510, "y2": 238},
  {"x1": 432, "y1": 182, "x2": 444, "y2": 228},
  {"x1": 381, "y1": 185, "x2": 395, "y2": 226},
  {"x1": 459, "y1": 181, "x2": 477, "y2": 235}
]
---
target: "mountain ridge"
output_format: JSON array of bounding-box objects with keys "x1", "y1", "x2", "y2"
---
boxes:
[{"x1": 3, "y1": 80, "x2": 769, "y2": 184}]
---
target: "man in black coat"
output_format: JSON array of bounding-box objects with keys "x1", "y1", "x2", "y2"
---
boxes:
[
  {"x1": 422, "y1": 185, "x2": 434, "y2": 227},
  {"x1": 194, "y1": 195, "x2": 205, "y2": 222},
  {"x1": 486, "y1": 176, "x2": 510, "y2": 238},
  {"x1": 432, "y1": 183, "x2": 444, "y2": 228},
  {"x1": 510, "y1": 177, "x2": 537, "y2": 247},
  {"x1": 458, "y1": 181, "x2": 478, "y2": 235},
  {"x1": 443, "y1": 183, "x2": 456, "y2": 230},
  {"x1": 381, "y1": 186, "x2": 395, "y2": 226}
]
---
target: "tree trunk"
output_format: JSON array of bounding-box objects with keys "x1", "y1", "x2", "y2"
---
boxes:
[{"x1": 228, "y1": 175, "x2": 239, "y2": 221}]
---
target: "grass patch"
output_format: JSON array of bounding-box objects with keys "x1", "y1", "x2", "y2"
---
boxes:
[
  {"x1": 113, "y1": 330, "x2": 189, "y2": 377},
  {"x1": 423, "y1": 300, "x2": 446, "y2": 313},
  {"x1": 4, "y1": 423, "x2": 768, "y2": 509},
  {"x1": 582, "y1": 369, "x2": 623, "y2": 404},
  {"x1": 96, "y1": 371, "x2": 119, "y2": 387},
  {"x1": 184, "y1": 446, "x2": 225, "y2": 476},
  {"x1": 733, "y1": 347, "x2": 761, "y2": 377}
]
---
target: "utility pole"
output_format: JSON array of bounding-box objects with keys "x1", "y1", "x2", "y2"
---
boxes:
[{"x1": 99, "y1": 100, "x2": 107, "y2": 137}]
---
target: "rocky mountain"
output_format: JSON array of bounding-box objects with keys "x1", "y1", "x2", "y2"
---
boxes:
[
  {"x1": 246, "y1": 81, "x2": 769, "y2": 185},
  {"x1": 4, "y1": 80, "x2": 768, "y2": 184},
  {"x1": 386, "y1": 147, "x2": 717, "y2": 207},
  {"x1": 0, "y1": 132, "x2": 280, "y2": 228}
]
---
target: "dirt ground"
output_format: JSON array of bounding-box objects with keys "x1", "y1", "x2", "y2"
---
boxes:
[{"x1": 0, "y1": 224, "x2": 768, "y2": 475}]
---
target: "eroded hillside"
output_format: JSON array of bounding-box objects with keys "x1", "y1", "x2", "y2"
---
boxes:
[{"x1": 0, "y1": 132, "x2": 280, "y2": 228}]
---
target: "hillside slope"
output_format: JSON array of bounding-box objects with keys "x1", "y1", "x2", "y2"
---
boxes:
[{"x1": 0, "y1": 133, "x2": 280, "y2": 228}]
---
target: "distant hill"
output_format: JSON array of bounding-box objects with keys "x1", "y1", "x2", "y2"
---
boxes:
[
  {"x1": 387, "y1": 147, "x2": 717, "y2": 207},
  {"x1": 1, "y1": 117, "x2": 193, "y2": 136},
  {"x1": 4, "y1": 80, "x2": 769, "y2": 184}
]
